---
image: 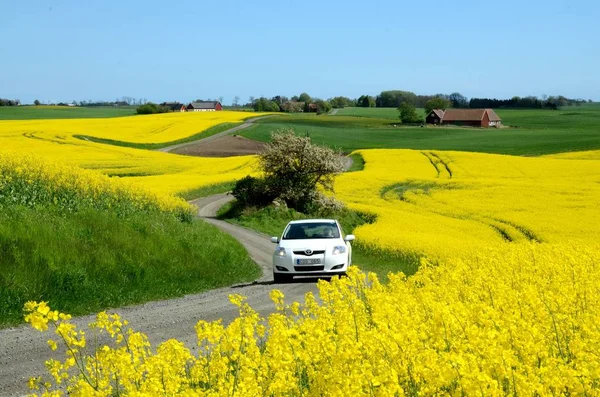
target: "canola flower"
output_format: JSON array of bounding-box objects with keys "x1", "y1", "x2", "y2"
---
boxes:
[
  {"x1": 0, "y1": 113, "x2": 261, "y2": 197},
  {"x1": 544, "y1": 149, "x2": 600, "y2": 160},
  {"x1": 0, "y1": 111, "x2": 265, "y2": 144},
  {"x1": 0, "y1": 151, "x2": 193, "y2": 221},
  {"x1": 25, "y1": 243, "x2": 600, "y2": 396},
  {"x1": 335, "y1": 149, "x2": 600, "y2": 260}
]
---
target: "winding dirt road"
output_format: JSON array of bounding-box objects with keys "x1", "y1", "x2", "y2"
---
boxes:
[{"x1": 0, "y1": 195, "x2": 319, "y2": 397}]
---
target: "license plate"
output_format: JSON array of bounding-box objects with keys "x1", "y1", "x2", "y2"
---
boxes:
[{"x1": 297, "y1": 258, "x2": 321, "y2": 265}]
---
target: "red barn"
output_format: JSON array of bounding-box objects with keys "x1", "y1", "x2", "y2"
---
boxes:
[{"x1": 426, "y1": 108, "x2": 501, "y2": 127}]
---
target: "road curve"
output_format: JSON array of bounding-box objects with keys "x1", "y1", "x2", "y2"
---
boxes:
[
  {"x1": 0, "y1": 195, "x2": 318, "y2": 397},
  {"x1": 157, "y1": 116, "x2": 272, "y2": 154}
]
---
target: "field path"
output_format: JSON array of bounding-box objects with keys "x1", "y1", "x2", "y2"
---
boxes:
[
  {"x1": 0, "y1": 195, "x2": 319, "y2": 397},
  {"x1": 157, "y1": 115, "x2": 272, "y2": 153}
]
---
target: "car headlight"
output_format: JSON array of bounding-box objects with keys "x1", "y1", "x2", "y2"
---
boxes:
[
  {"x1": 275, "y1": 247, "x2": 287, "y2": 257},
  {"x1": 332, "y1": 245, "x2": 347, "y2": 255}
]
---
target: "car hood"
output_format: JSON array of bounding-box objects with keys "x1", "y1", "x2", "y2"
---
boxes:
[{"x1": 278, "y1": 239, "x2": 344, "y2": 251}]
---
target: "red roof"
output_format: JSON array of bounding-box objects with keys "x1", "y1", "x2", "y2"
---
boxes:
[{"x1": 441, "y1": 108, "x2": 501, "y2": 122}]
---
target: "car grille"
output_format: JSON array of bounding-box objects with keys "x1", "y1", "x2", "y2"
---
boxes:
[
  {"x1": 294, "y1": 265, "x2": 325, "y2": 272},
  {"x1": 293, "y1": 250, "x2": 325, "y2": 256}
]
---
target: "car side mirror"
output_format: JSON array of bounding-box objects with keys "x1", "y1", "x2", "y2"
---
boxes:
[
  {"x1": 344, "y1": 235, "x2": 355, "y2": 242},
  {"x1": 270, "y1": 237, "x2": 280, "y2": 243}
]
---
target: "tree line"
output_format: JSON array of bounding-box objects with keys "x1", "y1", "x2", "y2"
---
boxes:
[
  {"x1": 0, "y1": 98, "x2": 21, "y2": 106},
  {"x1": 469, "y1": 96, "x2": 590, "y2": 110},
  {"x1": 247, "y1": 90, "x2": 594, "y2": 116}
]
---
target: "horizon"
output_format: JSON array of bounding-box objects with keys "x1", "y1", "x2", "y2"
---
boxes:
[{"x1": 2, "y1": 0, "x2": 599, "y2": 104}]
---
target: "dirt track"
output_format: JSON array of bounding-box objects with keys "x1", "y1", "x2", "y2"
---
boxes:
[
  {"x1": 157, "y1": 115, "x2": 270, "y2": 155},
  {"x1": 170, "y1": 135, "x2": 266, "y2": 157},
  {"x1": 0, "y1": 195, "x2": 319, "y2": 397}
]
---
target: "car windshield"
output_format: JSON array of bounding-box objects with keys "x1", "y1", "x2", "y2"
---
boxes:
[{"x1": 283, "y1": 222, "x2": 340, "y2": 240}]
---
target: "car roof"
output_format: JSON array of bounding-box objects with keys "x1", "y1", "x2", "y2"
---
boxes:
[{"x1": 288, "y1": 219, "x2": 337, "y2": 225}]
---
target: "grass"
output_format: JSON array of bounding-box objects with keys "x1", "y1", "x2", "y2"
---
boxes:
[
  {"x1": 218, "y1": 202, "x2": 418, "y2": 279},
  {"x1": 178, "y1": 181, "x2": 235, "y2": 201},
  {"x1": 241, "y1": 105, "x2": 600, "y2": 155},
  {"x1": 0, "y1": 204, "x2": 260, "y2": 328},
  {"x1": 347, "y1": 153, "x2": 365, "y2": 172},
  {"x1": 74, "y1": 122, "x2": 243, "y2": 150},
  {"x1": 333, "y1": 107, "x2": 420, "y2": 119},
  {"x1": 0, "y1": 106, "x2": 137, "y2": 120}
]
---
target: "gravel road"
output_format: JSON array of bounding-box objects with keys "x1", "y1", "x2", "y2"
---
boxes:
[{"x1": 0, "y1": 194, "x2": 319, "y2": 397}]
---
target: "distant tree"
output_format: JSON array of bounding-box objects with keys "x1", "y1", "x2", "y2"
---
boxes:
[
  {"x1": 398, "y1": 102, "x2": 423, "y2": 124},
  {"x1": 249, "y1": 96, "x2": 256, "y2": 105},
  {"x1": 271, "y1": 96, "x2": 289, "y2": 106},
  {"x1": 357, "y1": 95, "x2": 376, "y2": 108},
  {"x1": 0, "y1": 98, "x2": 21, "y2": 106},
  {"x1": 298, "y1": 92, "x2": 312, "y2": 103},
  {"x1": 34, "y1": 99, "x2": 41, "y2": 106},
  {"x1": 329, "y1": 96, "x2": 353, "y2": 108},
  {"x1": 253, "y1": 97, "x2": 280, "y2": 112},
  {"x1": 217, "y1": 96, "x2": 224, "y2": 104},
  {"x1": 424, "y1": 97, "x2": 451, "y2": 114},
  {"x1": 448, "y1": 92, "x2": 468, "y2": 108},
  {"x1": 136, "y1": 102, "x2": 169, "y2": 114},
  {"x1": 313, "y1": 99, "x2": 332, "y2": 115},
  {"x1": 589, "y1": 99, "x2": 594, "y2": 103},
  {"x1": 290, "y1": 95, "x2": 299, "y2": 102},
  {"x1": 376, "y1": 90, "x2": 417, "y2": 107},
  {"x1": 280, "y1": 101, "x2": 304, "y2": 113}
]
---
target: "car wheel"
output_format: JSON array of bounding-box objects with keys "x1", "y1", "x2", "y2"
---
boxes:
[{"x1": 273, "y1": 272, "x2": 292, "y2": 284}]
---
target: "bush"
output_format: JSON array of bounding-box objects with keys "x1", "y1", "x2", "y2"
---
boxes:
[
  {"x1": 231, "y1": 176, "x2": 278, "y2": 208},
  {"x1": 398, "y1": 102, "x2": 423, "y2": 124},
  {"x1": 231, "y1": 129, "x2": 345, "y2": 213},
  {"x1": 136, "y1": 103, "x2": 170, "y2": 115}
]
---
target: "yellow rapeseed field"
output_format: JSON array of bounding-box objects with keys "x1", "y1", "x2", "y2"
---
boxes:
[
  {"x1": 544, "y1": 149, "x2": 600, "y2": 160},
  {"x1": 1, "y1": 110, "x2": 262, "y2": 143},
  {"x1": 335, "y1": 149, "x2": 600, "y2": 260},
  {"x1": 0, "y1": 112, "x2": 261, "y2": 197},
  {"x1": 4, "y1": 111, "x2": 600, "y2": 394},
  {"x1": 0, "y1": 151, "x2": 193, "y2": 220},
  {"x1": 25, "y1": 244, "x2": 600, "y2": 396}
]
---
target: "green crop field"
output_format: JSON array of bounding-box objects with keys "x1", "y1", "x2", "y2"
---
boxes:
[
  {"x1": 0, "y1": 105, "x2": 137, "y2": 120},
  {"x1": 333, "y1": 107, "x2": 422, "y2": 119},
  {"x1": 241, "y1": 104, "x2": 600, "y2": 156}
]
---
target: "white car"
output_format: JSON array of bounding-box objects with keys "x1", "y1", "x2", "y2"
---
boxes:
[{"x1": 271, "y1": 219, "x2": 355, "y2": 283}]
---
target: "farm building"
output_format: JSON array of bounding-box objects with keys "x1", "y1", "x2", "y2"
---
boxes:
[
  {"x1": 187, "y1": 101, "x2": 222, "y2": 112},
  {"x1": 426, "y1": 109, "x2": 501, "y2": 127},
  {"x1": 425, "y1": 109, "x2": 445, "y2": 125},
  {"x1": 161, "y1": 102, "x2": 187, "y2": 112}
]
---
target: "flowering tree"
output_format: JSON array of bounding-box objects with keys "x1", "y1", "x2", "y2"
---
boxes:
[{"x1": 233, "y1": 129, "x2": 344, "y2": 212}]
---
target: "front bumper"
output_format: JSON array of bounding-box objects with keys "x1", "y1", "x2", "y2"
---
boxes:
[{"x1": 273, "y1": 253, "x2": 348, "y2": 275}]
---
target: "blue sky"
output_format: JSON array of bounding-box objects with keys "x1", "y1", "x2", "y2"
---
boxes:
[{"x1": 1, "y1": 0, "x2": 598, "y2": 104}]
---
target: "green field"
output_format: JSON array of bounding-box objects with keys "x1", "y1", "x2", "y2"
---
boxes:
[
  {"x1": 333, "y1": 107, "x2": 418, "y2": 119},
  {"x1": 241, "y1": 105, "x2": 600, "y2": 156},
  {"x1": 0, "y1": 105, "x2": 137, "y2": 120}
]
